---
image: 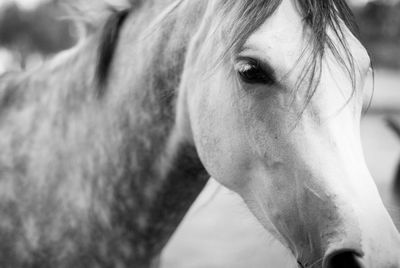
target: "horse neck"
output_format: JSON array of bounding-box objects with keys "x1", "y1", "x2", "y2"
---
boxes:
[
  {"x1": 0, "y1": 1, "x2": 210, "y2": 266},
  {"x1": 89, "y1": 0, "x2": 209, "y2": 262}
]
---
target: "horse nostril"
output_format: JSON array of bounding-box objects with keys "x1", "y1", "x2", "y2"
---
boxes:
[{"x1": 324, "y1": 250, "x2": 365, "y2": 268}]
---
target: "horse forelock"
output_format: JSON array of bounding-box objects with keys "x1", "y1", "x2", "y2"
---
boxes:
[{"x1": 215, "y1": 0, "x2": 363, "y2": 108}]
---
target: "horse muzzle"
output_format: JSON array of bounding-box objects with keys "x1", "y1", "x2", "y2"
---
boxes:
[
  {"x1": 294, "y1": 176, "x2": 400, "y2": 268},
  {"x1": 318, "y1": 223, "x2": 400, "y2": 268}
]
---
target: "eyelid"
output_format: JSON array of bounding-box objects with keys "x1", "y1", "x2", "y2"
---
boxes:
[
  {"x1": 235, "y1": 56, "x2": 276, "y2": 81},
  {"x1": 237, "y1": 55, "x2": 276, "y2": 75}
]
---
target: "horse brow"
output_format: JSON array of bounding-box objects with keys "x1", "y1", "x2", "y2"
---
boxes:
[{"x1": 96, "y1": 8, "x2": 131, "y2": 97}]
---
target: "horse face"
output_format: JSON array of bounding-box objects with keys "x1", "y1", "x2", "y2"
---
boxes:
[{"x1": 184, "y1": 0, "x2": 400, "y2": 266}]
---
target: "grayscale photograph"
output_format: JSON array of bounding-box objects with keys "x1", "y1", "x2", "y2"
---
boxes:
[{"x1": 0, "y1": 0, "x2": 399, "y2": 267}]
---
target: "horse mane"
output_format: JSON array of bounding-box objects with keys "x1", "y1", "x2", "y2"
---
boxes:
[
  {"x1": 96, "y1": 8, "x2": 131, "y2": 96},
  {"x1": 92, "y1": 0, "x2": 184, "y2": 97},
  {"x1": 95, "y1": 0, "x2": 150, "y2": 95},
  {"x1": 56, "y1": 0, "x2": 143, "y2": 97}
]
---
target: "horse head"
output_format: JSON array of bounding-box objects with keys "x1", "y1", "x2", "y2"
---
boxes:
[{"x1": 178, "y1": 0, "x2": 400, "y2": 266}]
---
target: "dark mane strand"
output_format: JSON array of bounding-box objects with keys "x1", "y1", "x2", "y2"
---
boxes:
[
  {"x1": 96, "y1": 8, "x2": 131, "y2": 97},
  {"x1": 296, "y1": 0, "x2": 359, "y2": 111}
]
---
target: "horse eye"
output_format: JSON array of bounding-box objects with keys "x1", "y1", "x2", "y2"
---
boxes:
[{"x1": 236, "y1": 59, "x2": 274, "y2": 85}]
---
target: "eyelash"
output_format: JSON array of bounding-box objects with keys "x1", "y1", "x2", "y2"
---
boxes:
[{"x1": 236, "y1": 58, "x2": 275, "y2": 85}]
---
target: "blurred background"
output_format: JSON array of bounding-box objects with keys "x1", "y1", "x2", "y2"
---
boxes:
[{"x1": 0, "y1": 0, "x2": 399, "y2": 267}]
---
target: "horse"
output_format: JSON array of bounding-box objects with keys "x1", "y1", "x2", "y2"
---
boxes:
[{"x1": 0, "y1": 0, "x2": 399, "y2": 267}]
